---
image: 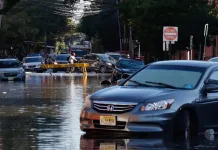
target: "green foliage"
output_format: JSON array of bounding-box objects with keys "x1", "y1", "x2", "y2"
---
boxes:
[
  {"x1": 82, "y1": 0, "x2": 218, "y2": 60},
  {"x1": 117, "y1": 0, "x2": 218, "y2": 59},
  {"x1": 55, "y1": 41, "x2": 67, "y2": 54},
  {"x1": 0, "y1": 0, "x2": 19, "y2": 14},
  {"x1": 0, "y1": 0, "x2": 77, "y2": 53},
  {"x1": 77, "y1": 9, "x2": 120, "y2": 51}
]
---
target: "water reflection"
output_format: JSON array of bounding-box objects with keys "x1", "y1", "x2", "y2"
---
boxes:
[
  {"x1": 0, "y1": 73, "x2": 111, "y2": 149},
  {"x1": 80, "y1": 134, "x2": 218, "y2": 150}
]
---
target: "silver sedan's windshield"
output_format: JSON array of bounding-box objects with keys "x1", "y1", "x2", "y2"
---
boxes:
[
  {"x1": 124, "y1": 65, "x2": 206, "y2": 89},
  {"x1": 0, "y1": 60, "x2": 21, "y2": 68}
]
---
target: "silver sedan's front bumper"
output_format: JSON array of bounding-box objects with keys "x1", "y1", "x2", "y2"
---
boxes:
[
  {"x1": 0, "y1": 72, "x2": 25, "y2": 81},
  {"x1": 80, "y1": 107, "x2": 175, "y2": 133}
]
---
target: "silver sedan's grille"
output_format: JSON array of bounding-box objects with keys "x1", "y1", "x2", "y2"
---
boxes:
[{"x1": 93, "y1": 101, "x2": 138, "y2": 113}]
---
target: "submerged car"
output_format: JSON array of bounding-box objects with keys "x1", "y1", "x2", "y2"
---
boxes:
[
  {"x1": 0, "y1": 59, "x2": 25, "y2": 81},
  {"x1": 111, "y1": 58, "x2": 145, "y2": 83},
  {"x1": 22, "y1": 56, "x2": 44, "y2": 72},
  {"x1": 80, "y1": 60, "x2": 218, "y2": 137}
]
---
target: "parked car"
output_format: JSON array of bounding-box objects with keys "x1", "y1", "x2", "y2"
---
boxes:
[
  {"x1": 208, "y1": 57, "x2": 218, "y2": 62},
  {"x1": 111, "y1": 58, "x2": 145, "y2": 83},
  {"x1": 22, "y1": 56, "x2": 45, "y2": 72},
  {"x1": 105, "y1": 52, "x2": 122, "y2": 61},
  {"x1": 80, "y1": 53, "x2": 116, "y2": 73},
  {"x1": 80, "y1": 60, "x2": 218, "y2": 138},
  {"x1": 55, "y1": 54, "x2": 71, "y2": 64},
  {"x1": 0, "y1": 59, "x2": 25, "y2": 81}
]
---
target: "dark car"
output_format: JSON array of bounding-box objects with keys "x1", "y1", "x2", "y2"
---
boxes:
[
  {"x1": 111, "y1": 58, "x2": 145, "y2": 83},
  {"x1": 80, "y1": 60, "x2": 218, "y2": 138},
  {"x1": 80, "y1": 53, "x2": 116, "y2": 73},
  {"x1": 105, "y1": 52, "x2": 122, "y2": 61},
  {"x1": 55, "y1": 54, "x2": 71, "y2": 64}
]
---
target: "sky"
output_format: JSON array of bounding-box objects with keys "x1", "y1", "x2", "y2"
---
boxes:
[{"x1": 72, "y1": 0, "x2": 91, "y2": 24}]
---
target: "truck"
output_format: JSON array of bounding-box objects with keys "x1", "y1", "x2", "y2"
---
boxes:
[{"x1": 69, "y1": 41, "x2": 91, "y2": 61}]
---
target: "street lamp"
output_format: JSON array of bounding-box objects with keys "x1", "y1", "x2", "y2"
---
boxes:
[{"x1": 203, "y1": 23, "x2": 209, "y2": 60}]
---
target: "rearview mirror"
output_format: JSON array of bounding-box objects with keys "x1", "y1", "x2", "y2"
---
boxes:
[
  {"x1": 100, "y1": 80, "x2": 111, "y2": 86},
  {"x1": 122, "y1": 73, "x2": 130, "y2": 79},
  {"x1": 205, "y1": 83, "x2": 218, "y2": 92}
]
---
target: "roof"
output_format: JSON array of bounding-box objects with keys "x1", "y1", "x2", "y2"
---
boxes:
[
  {"x1": 105, "y1": 52, "x2": 121, "y2": 55},
  {"x1": 151, "y1": 60, "x2": 218, "y2": 68},
  {"x1": 24, "y1": 56, "x2": 43, "y2": 59},
  {"x1": 118, "y1": 58, "x2": 143, "y2": 61}
]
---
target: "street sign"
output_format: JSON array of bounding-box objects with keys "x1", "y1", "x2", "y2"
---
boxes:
[
  {"x1": 163, "y1": 26, "x2": 178, "y2": 42},
  {"x1": 0, "y1": 0, "x2": 4, "y2": 10}
]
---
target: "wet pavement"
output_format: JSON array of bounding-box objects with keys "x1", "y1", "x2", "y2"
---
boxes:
[{"x1": 0, "y1": 73, "x2": 217, "y2": 150}]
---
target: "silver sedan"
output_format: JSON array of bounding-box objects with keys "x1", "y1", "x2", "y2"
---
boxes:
[{"x1": 0, "y1": 59, "x2": 25, "y2": 81}]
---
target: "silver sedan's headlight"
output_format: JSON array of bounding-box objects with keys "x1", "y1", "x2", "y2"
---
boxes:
[
  {"x1": 106, "y1": 62, "x2": 112, "y2": 66},
  {"x1": 140, "y1": 99, "x2": 174, "y2": 111},
  {"x1": 36, "y1": 65, "x2": 42, "y2": 68},
  {"x1": 84, "y1": 95, "x2": 92, "y2": 108},
  {"x1": 19, "y1": 69, "x2": 25, "y2": 74}
]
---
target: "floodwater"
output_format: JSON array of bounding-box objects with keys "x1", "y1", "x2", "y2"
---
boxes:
[{"x1": 0, "y1": 73, "x2": 217, "y2": 150}]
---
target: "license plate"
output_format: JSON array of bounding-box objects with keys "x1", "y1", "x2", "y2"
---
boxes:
[
  {"x1": 100, "y1": 116, "x2": 116, "y2": 126},
  {"x1": 8, "y1": 77, "x2": 14, "y2": 81},
  {"x1": 100, "y1": 143, "x2": 116, "y2": 150}
]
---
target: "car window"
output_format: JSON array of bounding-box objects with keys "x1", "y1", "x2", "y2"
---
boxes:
[
  {"x1": 24, "y1": 57, "x2": 42, "y2": 63},
  {"x1": 119, "y1": 60, "x2": 144, "y2": 69},
  {"x1": 124, "y1": 65, "x2": 206, "y2": 89},
  {"x1": 209, "y1": 71, "x2": 218, "y2": 81},
  {"x1": 98, "y1": 54, "x2": 112, "y2": 62},
  {"x1": 90, "y1": 55, "x2": 96, "y2": 60},
  {"x1": 0, "y1": 60, "x2": 21, "y2": 68},
  {"x1": 56, "y1": 55, "x2": 70, "y2": 60},
  {"x1": 110, "y1": 54, "x2": 120, "y2": 60}
]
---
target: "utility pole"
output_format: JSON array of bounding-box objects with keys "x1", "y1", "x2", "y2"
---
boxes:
[
  {"x1": 203, "y1": 23, "x2": 209, "y2": 60},
  {"x1": 0, "y1": 15, "x2": 2, "y2": 29},
  {"x1": 129, "y1": 25, "x2": 133, "y2": 56},
  {"x1": 123, "y1": 23, "x2": 126, "y2": 50},
  {"x1": 116, "y1": 0, "x2": 122, "y2": 51},
  {"x1": 0, "y1": 0, "x2": 4, "y2": 30}
]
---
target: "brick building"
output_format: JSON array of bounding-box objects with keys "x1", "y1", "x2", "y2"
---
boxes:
[{"x1": 172, "y1": 35, "x2": 218, "y2": 60}]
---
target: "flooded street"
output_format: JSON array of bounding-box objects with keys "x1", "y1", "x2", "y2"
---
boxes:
[{"x1": 0, "y1": 73, "x2": 217, "y2": 150}]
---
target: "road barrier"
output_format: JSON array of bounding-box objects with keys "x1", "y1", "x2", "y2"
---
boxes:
[{"x1": 41, "y1": 63, "x2": 90, "y2": 75}]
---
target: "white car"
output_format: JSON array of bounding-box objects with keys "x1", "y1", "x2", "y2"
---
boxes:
[
  {"x1": 0, "y1": 59, "x2": 25, "y2": 81},
  {"x1": 22, "y1": 56, "x2": 44, "y2": 72}
]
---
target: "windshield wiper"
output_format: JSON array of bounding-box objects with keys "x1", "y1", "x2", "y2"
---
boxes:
[
  {"x1": 145, "y1": 81, "x2": 178, "y2": 89},
  {"x1": 128, "y1": 80, "x2": 149, "y2": 86}
]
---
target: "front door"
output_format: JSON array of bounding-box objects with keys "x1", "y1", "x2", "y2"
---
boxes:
[{"x1": 195, "y1": 70, "x2": 218, "y2": 132}]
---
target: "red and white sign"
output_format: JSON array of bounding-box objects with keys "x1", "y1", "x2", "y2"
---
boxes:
[{"x1": 163, "y1": 26, "x2": 178, "y2": 42}]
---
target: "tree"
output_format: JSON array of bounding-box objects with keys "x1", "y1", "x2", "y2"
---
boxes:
[
  {"x1": 0, "y1": 0, "x2": 77, "y2": 56},
  {"x1": 77, "y1": 0, "x2": 120, "y2": 51},
  {"x1": 118, "y1": 0, "x2": 218, "y2": 60}
]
